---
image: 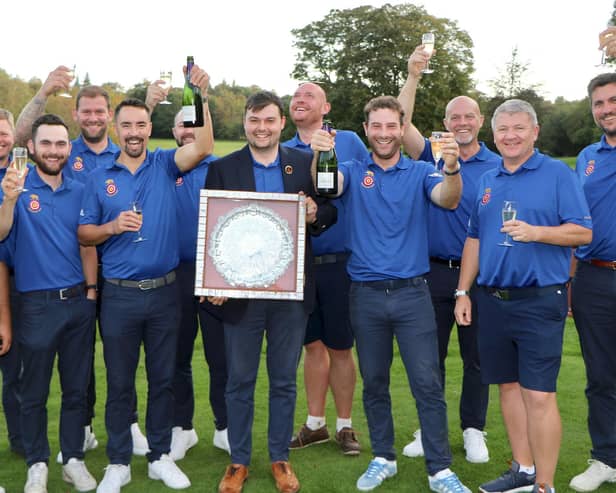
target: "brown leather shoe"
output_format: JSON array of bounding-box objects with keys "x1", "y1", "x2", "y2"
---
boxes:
[
  {"x1": 271, "y1": 461, "x2": 300, "y2": 493},
  {"x1": 289, "y1": 424, "x2": 329, "y2": 449},
  {"x1": 218, "y1": 464, "x2": 248, "y2": 493},
  {"x1": 335, "y1": 427, "x2": 361, "y2": 455}
]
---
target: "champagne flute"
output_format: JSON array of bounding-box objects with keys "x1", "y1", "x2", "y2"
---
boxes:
[
  {"x1": 430, "y1": 131, "x2": 444, "y2": 171},
  {"x1": 131, "y1": 200, "x2": 146, "y2": 242},
  {"x1": 422, "y1": 32, "x2": 435, "y2": 74},
  {"x1": 159, "y1": 70, "x2": 173, "y2": 104},
  {"x1": 58, "y1": 65, "x2": 76, "y2": 98},
  {"x1": 498, "y1": 200, "x2": 517, "y2": 247},
  {"x1": 598, "y1": 28, "x2": 615, "y2": 66},
  {"x1": 11, "y1": 146, "x2": 29, "y2": 192}
]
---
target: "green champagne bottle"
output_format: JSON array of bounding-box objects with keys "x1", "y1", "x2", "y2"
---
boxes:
[
  {"x1": 316, "y1": 120, "x2": 338, "y2": 196},
  {"x1": 182, "y1": 56, "x2": 204, "y2": 128}
]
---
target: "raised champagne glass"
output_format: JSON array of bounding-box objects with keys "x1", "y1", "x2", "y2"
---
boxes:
[
  {"x1": 430, "y1": 131, "x2": 444, "y2": 171},
  {"x1": 58, "y1": 65, "x2": 76, "y2": 98},
  {"x1": 498, "y1": 200, "x2": 517, "y2": 247},
  {"x1": 422, "y1": 32, "x2": 435, "y2": 74},
  {"x1": 11, "y1": 146, "x2": 29, "y2": 192},
  {"x1": 159, "y1": 70, "x2": 173, "y2": 104}
]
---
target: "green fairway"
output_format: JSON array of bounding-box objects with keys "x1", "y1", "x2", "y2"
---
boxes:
[{"x1": 0, "y1": 317, "x2": 598, "y2": 492}]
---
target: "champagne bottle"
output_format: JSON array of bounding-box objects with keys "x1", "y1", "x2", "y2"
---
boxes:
[
  {"x1": 182, "y1": 56, "x2": 204, "y2": 128},
  {"x1": 316, "y1": 120, "x2": 338, "y2": 196}
]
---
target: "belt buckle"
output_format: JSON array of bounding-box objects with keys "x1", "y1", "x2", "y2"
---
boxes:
[
  {"x1": 138, "y1": 279, "x2": 154, "y2": 291},
  {"x1": 448, "y1": 259, "x2": 457, "y2": 269},
  {"x1": 59, "y1": 288, "x2": 69, "y2": 300}
]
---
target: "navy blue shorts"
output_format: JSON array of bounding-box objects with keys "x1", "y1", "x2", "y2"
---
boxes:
[
  {"x1": 305, "y1": 255, "x2": 353, "y2": 350},
  {"x1": 475, "y1": 284, "x2": 568, "y2": 392}
]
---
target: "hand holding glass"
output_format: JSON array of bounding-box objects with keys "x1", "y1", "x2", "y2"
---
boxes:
[
  {"x1": 131, "y1": 201, "x2": 146, "y2": 243},
  {"x1": 498, "y1": 201, "x2": 517, "y2": 247},
  {"x1": 430, "y1": 131, "x2": 444, "y2": 171},
  {"x1": 422, "y1": 32, "x2": 435, "y2": 74},
  {"x1": 159, "y1": 70, "x2": 173, "y2": 104},
  {"x1": 11, "y1": 147, "x2": 28, "y2": 192},
  {"x1": 58, "y1": 65, "x2": 76, "y2": 98}
]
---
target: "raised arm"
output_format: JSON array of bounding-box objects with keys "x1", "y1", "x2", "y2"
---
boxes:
[{"x1": 430, "y1": 133, "x2": 462, "y2": 209}]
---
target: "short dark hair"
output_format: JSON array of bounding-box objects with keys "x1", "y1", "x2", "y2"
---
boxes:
[
  {"x1": 587, "y1": 73, "x2": 616, "y2": 100},
  {"x1": 363, "y1": 96, "x2": 405, "y2": 125},
  {"x1": 76, "y1": 85, "x2": 112, "y2": 110},
  {"x1": 244, "y1": 91, "x2": 284, "y2": 117},
  {"x1": 31, "y1": 114, "x2": 69, "y2": 141},
  {"x1": 114, "y1": 98, "x2": 150, "y2": 121}
]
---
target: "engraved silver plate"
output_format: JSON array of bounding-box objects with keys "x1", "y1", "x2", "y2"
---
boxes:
[{"x1": 208, "y1": 203, "x2": 294, "y2": 288}]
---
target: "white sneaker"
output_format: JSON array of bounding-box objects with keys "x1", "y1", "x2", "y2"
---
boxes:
[
  {"x1": 402, "y1": 429, "x2": 424, "y2": 457},
  {"x1": 131, "y1": 422, "x2": 150, "y2": 456},
  {"x1": 462, "y1": 427, "x2": 489, "y2": 463},
  {"x1": 62, "y1": 458, "x2": 97, "y2": 492},
  {"x1": 169, "y1": 427, "x2": 199, "y2": 461},
  {"x1": 570, "y1": 459, "x2": 616, "y2": 492},
  {"x1": 57, "y1": 425, "x2": 99, "y2": 464},
  {"x1": 24, "y1": 462, "x2": 48, "y2": 493},
  {"x1": 96, "y1": 464, "x2": 131, "y2": 493},
  {"x1": 213, "y1": 428, "x2": 230, "y2": 454},
  {"x1": 0, "y1": 486, "x2": 5, "y2": 493},
  {"x1": 148, "y1": 453, "x2": 191, "y2": 489}
]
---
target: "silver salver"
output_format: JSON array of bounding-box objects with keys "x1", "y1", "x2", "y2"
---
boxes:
[{"x1": 195, "y1": 190, "x2": 306, "y2": 300}]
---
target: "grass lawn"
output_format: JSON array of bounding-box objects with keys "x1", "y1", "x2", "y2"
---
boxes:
[
  {"x1": 149, "y1": 139, "x2": 244, "y2": 158},
  {"x1": 0, "y1": 317, "x2": 602, "y2": 492}
]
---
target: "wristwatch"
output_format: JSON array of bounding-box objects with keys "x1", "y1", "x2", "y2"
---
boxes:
[
  {"x1": 454, "y1": 289, "x2": 469, "y2": 298},
  {"x1": 443, "y1": 163, "x2": 461, "y2": 176}
]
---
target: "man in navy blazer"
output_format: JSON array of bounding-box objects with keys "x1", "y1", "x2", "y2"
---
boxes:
[{"x1": 204, "y1": 91, "x2": 336, "y2": 493}]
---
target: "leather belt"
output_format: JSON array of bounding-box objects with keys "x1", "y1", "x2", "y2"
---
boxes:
[
  {"x1": 24, "y1": 283, "x2": 85, "y2": 301},
  {"x1": 430, "y1": 257, "x2": 461, "y2": 268},
  {"x1": 106, "y1": 271, "x2": 176, "y2": 291},
  {"x1": 482, "y1": 284, "x2": 566, "y2": 301},
  {"x1": 314, "y1": 253, "x2": 349, "y2": 265},
  {"x1": 589, "y1": 259, "x2": 616, "y2": 270},
  {"x1": 356, "y1": 276, "x2": 425, "y2": 291}
]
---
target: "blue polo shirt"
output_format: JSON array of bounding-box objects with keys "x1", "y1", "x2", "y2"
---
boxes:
[
  {"x1": 340, "y1": 153, "x2": 442, "y2": 281},
  {"x1": 468, "y1": 150, "x2": 592, "y2": 288},
  {"x1": 283, "y1": 129, "x2": 369, "y2": 255},
  {"x1": 419, "y1": 140, "x2": 500, "y2": 259},
  {"x1": 574, "y1": 136, "x2": 616, "y2": 261},
  {"x1": 65, "y1": 135, "x2": 120, "y2": 183},
  {"x1": 253, "y1": 154, "x2": 284, "y2": 193},
  {"x1": 80, "y1": 149, "x2": 181, "y2": 280},
  {"x1": 8, "y1": 169, "x2": 85, "y2": 292},
  {"x1": 175, "y1": 155, "x2": 218, "y2": 262}
]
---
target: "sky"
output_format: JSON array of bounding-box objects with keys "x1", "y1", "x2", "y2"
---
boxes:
[{"x1": 3, "y1": 0, "x2": 613, "y2": 103}]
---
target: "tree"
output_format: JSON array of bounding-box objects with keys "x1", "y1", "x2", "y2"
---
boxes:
[
  {"x1": 290, "y1": 3, "x2": 475, "y2": 139},
  {"x1": 488, "y1": 47, "x2": 542, "y2": 98}
]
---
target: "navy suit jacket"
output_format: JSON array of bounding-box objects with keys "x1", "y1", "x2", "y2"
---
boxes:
[{"x1": 204, "y1": 144, "x2": 337, "y2": 322}]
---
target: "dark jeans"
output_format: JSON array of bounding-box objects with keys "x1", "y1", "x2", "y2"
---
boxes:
[
  {"x1": 100, "y1": 281, "x2": 180, "y2": 464},
  {"x1": 349, "y1": 278, "x2": 451, "y2": 475},
  {"x1": 175, "y1": 261, "x2": 227, "y2": 430},
  {"x1": 224, "y1": 300, "x2": 306, "y2": 465},
  {"x1": 427, "y1": 261, "x2": 489, "y2": 431},
  {"x1": 19, "y1": 291, "x2": 95, "y2": 466},
  {"x1": 572, "y1": 261, "x2": 616, "y2": 468}
]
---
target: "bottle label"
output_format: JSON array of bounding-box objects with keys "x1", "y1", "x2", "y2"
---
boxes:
[
  {"x1": 183, "y1": 105, "x2": 197, "y2": 123},
  {"x1": 317, "y1": 172, "x2": 335, "y2": 189}
]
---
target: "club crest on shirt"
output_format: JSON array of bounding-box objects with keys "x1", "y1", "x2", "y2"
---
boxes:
[
  {"x1": 362, "y1": 170, "x2": 375, "y2": 189},
  {"x1": 175, "y1": 176, "x2": 184, "y2": 187},
  {"x1": 28, "y1": 194, "x2": 41, "y2": 213},
  {"x1": 72, "y1": 157, "x2": 84, "y2": 172},
  {"x1": 284, "y1": 164, "x2": 293, "y2": 175},
  {"x1": 481, "y1": 187, "x2": 491, "y2": 205},
  {"x1": 585, "y1": 160, "x2": 595, "y2": 176},
  {"x1": 105, "y1": 179, "x2": 118, "y2": 197}
]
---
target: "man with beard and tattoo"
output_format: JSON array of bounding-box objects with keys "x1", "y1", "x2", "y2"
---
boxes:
[
  {"x1": 0, "y1": 114, "x2": 99, "y2": 493},
  {"x1": 310, "y1": 95, "x2": 470, "y2": 493},
  {"x1": 15, "y1": 70, "x2": 150, "y2": 461},
  {"x1": 78, "y1": 65, "x2": 213, "y2": 493},
  {"x1": 569, "y1": 73, "x2": 616, "y2": 492}
]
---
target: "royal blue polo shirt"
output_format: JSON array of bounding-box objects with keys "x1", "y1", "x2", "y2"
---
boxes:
[
  {"x1": 468, "y1": 150, "x2": 592, "y2": 288},
  {"x1": 175, "y1": 155, "x2": 218, "y2": 262},
  {"x1": 8, "y1": 169, "x2": 86, "y2": 292},
  {"x1": 574, "y1": 136, "x2": 616, "y2": 262},
  {"x1": 80, "y1": 148, "x2": 181, "y2": 280},
  {"x1": 283, "y1": 129, "x2": 369, "y2": 256},
  {"x1": 419, "y1": 140, "x2": 500, "y2": 260},
  {"x1": 339, "y1": 153, "x2": 442, "y2": 281},
  {"x1": 64, "y1": 135, "x2": 120, "y2": 183},
  {"x1": 252, "y1": 154, "x2": 284, "y2": 193}
]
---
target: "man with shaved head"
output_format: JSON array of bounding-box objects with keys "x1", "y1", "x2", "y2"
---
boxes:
[
  {"x1": 284, "y1": 82, "x2": 369, "y2": 455},
  {"x1": 396, "y1": 45, "x2": 500, "y2": 463}
]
